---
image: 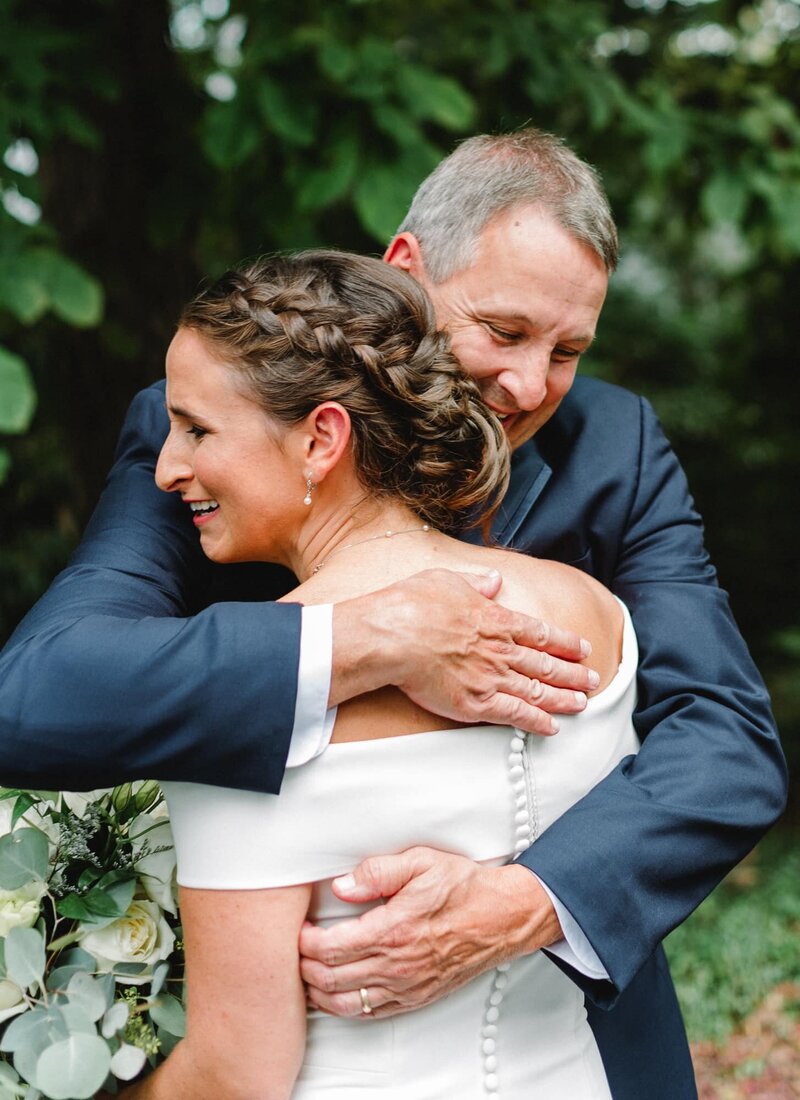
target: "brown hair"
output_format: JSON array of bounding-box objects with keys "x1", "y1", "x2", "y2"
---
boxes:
[{"x1": 179, "y1": 250, "x2": 509, "y2": 531}]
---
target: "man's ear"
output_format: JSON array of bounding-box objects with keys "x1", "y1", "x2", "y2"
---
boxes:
[
  {"x1": 384, "y1": 233, "x2": 428, "y2": 283},
  {"x1": 302, "y1": 402, "x2": 352, "y2": 482}
]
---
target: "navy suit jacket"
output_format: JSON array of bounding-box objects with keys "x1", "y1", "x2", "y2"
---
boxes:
[{"x1": 0, "y1": 375, "x2": 787, "y2": 1098}]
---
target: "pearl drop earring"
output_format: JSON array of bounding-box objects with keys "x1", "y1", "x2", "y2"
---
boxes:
[{"x1": 303, "y1": 476, "x2": 315, "y2": 506}]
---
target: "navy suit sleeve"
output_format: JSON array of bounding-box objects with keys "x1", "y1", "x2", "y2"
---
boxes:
[
  {"x1": 519, "y1": 396, "x2": 787, "y2": 1005},
  {"x1": 0, "y1": 384, "x2": 300, "y2": 793}
]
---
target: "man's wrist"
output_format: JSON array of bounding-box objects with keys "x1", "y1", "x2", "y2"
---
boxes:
[
  {"x1": 495, "y1": 863, "x2": 563, "y2": 955},
  {"x1": 329, "y1": 586, "x2": 407, "y2": 708}
]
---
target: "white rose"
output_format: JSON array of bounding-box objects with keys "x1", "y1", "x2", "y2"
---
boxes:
[
  {"x1": 80, "y1": 899, "x2": 175, "y2": 985},
  {"x1": 130, "y1": 812, "x2": 178, "y2": 916},
  {"x1": 0, "y1": 880, "x2": 46, "y2": 936},
  {"x1": 0, "y1": 979, "x2": 28, "y2": 1024}
]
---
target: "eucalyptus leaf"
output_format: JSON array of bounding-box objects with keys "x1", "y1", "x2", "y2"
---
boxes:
[
  {"x1": 100, "y1": 1001, "x2": 128, "y2": 1039},
  {"x1": 109, "y1": 1042, "x2": 146, "y2": 1081},
  {"x1": 35, "y1": 1034, "x2": 111, "y2": 1099},
  {"x1": 57, "y1": 1002, "x2": 97, "y2": 1036},
  {"x1": 65, "y1": 972, "x2": 107, "y2": 1022},
  {"x1": 0, "y1": 1005, "x2": 52, "y2": 1053},
  {"x1": 0, "y1": 348, "x2": 37, "y2": 435},
  {"x1": 5, "y1": 927, "x2": 45, "y2": 992},
  {"x1": 148, "y1": 993, "x2": 185, "y2": 1037},
  {"x1": 150, "y1": 959, "x2": 169, "y2": 997}
]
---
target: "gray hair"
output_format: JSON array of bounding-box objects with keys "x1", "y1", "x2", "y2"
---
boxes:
[{"x1": 395, "y1": 128, "x2": 618, "y2": 282}]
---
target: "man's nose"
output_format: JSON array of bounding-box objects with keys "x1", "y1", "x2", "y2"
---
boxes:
[
  {"x1": 155, "y1": 433, "x2": 191, "y2": 493},
  {"x1": 503, "y1": 351, "x2": 549, "y2": 411}
]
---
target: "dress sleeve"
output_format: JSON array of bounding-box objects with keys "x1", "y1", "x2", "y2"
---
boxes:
[
  {"x1": 0, "y1": 384, "x2": 301, "y2": 794},
  {"x1": 517, "y1": 396, "x2": 787, "y2": 1006}
]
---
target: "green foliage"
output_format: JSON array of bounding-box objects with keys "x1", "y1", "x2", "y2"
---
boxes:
[{"x1": 666, "y1": 835, "x2": 800, "y2": 1042}]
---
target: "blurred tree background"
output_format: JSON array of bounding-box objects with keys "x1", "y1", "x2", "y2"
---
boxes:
[{"x1": 0, "y1": 0, "x2": 798, "y2": 798}]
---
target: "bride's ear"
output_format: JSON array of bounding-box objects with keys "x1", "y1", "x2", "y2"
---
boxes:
[{"x1": 301, "y1": 403, "x2": 352, "y2": 482}]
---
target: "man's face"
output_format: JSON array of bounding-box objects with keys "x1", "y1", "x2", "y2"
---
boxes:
[{"x1": 386, "y1": 205, "x2": 609, "y2": 451}]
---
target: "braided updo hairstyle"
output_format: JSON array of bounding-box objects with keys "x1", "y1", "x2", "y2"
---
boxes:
[{"x1": 179, "y1": 250, "x2": 509, "y2": 531}]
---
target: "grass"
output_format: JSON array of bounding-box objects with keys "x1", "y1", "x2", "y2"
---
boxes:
[{"x1": 664, "y1": 828, "x2": 800, "y2": 1043}]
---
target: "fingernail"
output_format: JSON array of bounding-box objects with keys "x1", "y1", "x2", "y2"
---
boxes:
[
  {"x1": 580, "y1": 639, "x2": 592, "y2": 657},
  {"x1": 587, "y1": 670, "x2": 600, "y2": 688},
  {"x1": 574, "y1": 691, "x2": 587, "y2": 708},
  {"x1": 550, "y1": 718, "x2": 560, "y2": 734},
  {"x1": 333, "y1": 873, "x2": 356, "y2": 893}
]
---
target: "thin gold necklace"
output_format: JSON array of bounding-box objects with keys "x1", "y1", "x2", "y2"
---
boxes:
[{"x1": 312, "y1": 524, "x2": 431, "y2": 574}]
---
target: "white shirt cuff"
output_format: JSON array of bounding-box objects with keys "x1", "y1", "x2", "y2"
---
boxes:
[
  {"x1": 530, "y1": 874, "x2": 610, "y2": 981},
  {"x1": 286, "y1": 604, "x2": 337, "y2": 768}
]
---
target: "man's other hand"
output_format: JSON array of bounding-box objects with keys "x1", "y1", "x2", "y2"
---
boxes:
[{"x1": 299, "y1": 847, "x2": 562, "y2": 1018}]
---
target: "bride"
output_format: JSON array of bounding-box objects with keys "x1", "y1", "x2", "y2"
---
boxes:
[{"x1": 116, "y1": 250, "x2": 637, "y2": 1099}]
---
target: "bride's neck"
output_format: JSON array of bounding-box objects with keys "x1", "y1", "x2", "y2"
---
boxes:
[{"x1": 291, "y1": 495, "x2": 429, "y2": 582}]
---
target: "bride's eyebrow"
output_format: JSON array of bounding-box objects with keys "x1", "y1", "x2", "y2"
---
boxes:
[{"x1": 165, "y1": 401, "x2": 200, "y2": 421}]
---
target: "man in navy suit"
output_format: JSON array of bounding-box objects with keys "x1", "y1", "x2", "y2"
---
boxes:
[{"x1": 0, "y1": 130, "x2": 786, "y2": 1096}]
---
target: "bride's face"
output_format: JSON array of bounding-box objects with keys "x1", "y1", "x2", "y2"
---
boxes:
[{"x1": 156, "y1": 327, "x2": 305, "y2": 565}]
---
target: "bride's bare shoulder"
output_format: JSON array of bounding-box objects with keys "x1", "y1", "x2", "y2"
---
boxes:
[{"x1": 478, "y1": 548, "x2": 624, "y2": 689}]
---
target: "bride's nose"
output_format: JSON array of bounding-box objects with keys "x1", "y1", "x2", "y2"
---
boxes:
[{"x1": 155, "y1": 431, "x2": 193, "y2": 493}]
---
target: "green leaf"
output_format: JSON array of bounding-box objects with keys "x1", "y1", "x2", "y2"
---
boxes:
[
  {"x1": 296, "y1": 132, "x2": 359, "y2": 212},
  {"x1": 0, "y1": 1005, "x2": 53, "y2": 1053},
  {"x1": 150, "y1": 959, "x2": 169, "y2": 997},
  {"x1": 110, "y1": 1041, "x2": 146, "y2": 1081},
  {"x1": 148, "y1": 993, "x2": 186, "y2": 1038},
  {"x1": 5, "y1": 927, "x2": 45, "y2": 992},
  {"x1": 66, "y1": 972, "x2": 107, "y2": 1023},
  {"x1": 643, "y1": 122, "x2": 689, "y2": 174},
  {"x1": 201, "y1": 103, "x2": 261, "y2": 169},
  {"x1": 0, "y1": 827, "x2": 49, "y2": 888},
  {"x1": 58, "y1": 878, "x2": 135, "y2": 928},
  {"x1": 701, "y1": 172, "x2": 749, "y2": 227},
  {"x1": 0, "y1": 258, "x2": 48, "y2": 323},
  {"x1": 10, "y1": 794, "x2": 37, "y2": 828},
  {"x1": 354, "y1": 148, "x2": 440, "y2": 242},
  {"x1": 100, "y1": 1001, "x2": 129, "y2": 1039},
  {"x1": 0, "y1": 448, "x2": 9, "y2": 485},
  {"x1": 397, "y1": 66, "x2": 475, "y2": 131},
  {"x1": 318, "y1": 38, "x2": 356, "y2": 82},
  {"x1": 0, "y1": 347, "x2": 37, "y2": 435},
  {"x1": 255, "y1": 76, "x2": 317, "y2": 147},
  {"x1": 35, "y1": 1034, "x2": 111, "y2": 1100},
  {"x1": 24, "y1": 249, "x2": 103, "y2": 328}
]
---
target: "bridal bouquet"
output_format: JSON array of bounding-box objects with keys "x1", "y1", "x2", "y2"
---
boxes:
[{"x1": 0, "y1": 784, "x2": 184, "y2": 1099}]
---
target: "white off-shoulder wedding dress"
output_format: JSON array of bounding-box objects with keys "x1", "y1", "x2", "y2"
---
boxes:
[{"x1": 164, "y1": 603, "x2": 639, "y2": 1099}]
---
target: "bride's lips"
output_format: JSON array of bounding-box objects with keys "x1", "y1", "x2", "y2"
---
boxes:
[{"x1": 185, "y1": 499, "x2": 220, "y2": 527}]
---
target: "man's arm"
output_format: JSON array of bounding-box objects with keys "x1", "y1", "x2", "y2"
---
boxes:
[
  {"x1": 0, "y1": 383, "x2": 596, "y2": 792},
  {"x1": 518, "y1": 396, "x2": 787, "y2": 1001}
]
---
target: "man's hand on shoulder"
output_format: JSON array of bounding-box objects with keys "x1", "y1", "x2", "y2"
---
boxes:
[
  {"x1": 330, "y1": 568, "x2": 598, "y2": 736},
  {"x1": 299, "y1": 847, "x2": 562, "y2": 1018}
]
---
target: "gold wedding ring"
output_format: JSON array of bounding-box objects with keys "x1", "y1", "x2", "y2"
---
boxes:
[{"x1": 359, "y1": 987, "x2": 373, "y2": 1015}]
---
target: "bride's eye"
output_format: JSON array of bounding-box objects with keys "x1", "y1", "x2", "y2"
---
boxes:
[{"x1": 187, "y1": 425, "x2": 207, "y2": 439}]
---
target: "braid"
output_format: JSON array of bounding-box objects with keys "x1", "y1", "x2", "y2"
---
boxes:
[{"x1": 179, "y1": 250, "x2": 509, "y2": 530}]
